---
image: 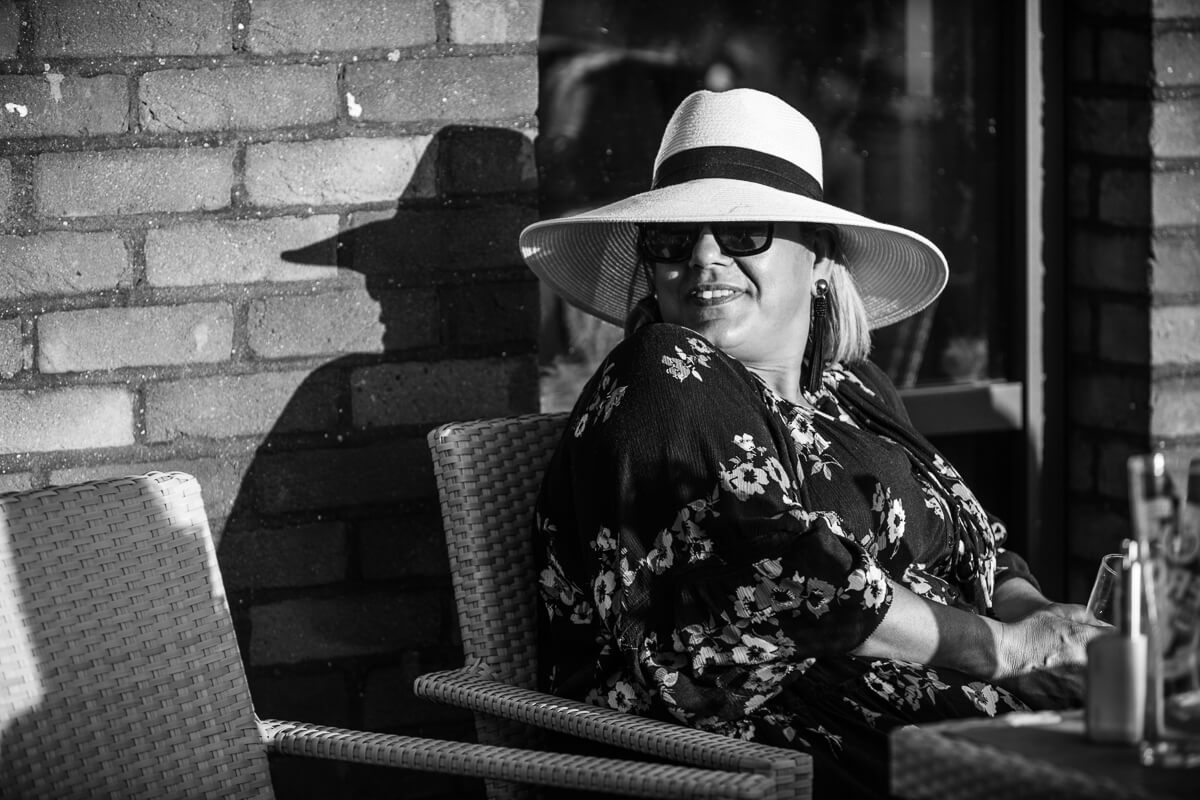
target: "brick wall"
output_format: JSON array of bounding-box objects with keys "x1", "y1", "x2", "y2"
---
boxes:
[
  {"x1": 1063, "y1": 0, "x2": 1200, "y2": 600},
  {"x1": 0, "y1": 1, "x2": 541, "y2": 797}
]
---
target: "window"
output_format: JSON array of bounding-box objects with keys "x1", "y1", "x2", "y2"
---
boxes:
[{"x1": 536, "y1": 0, "x2": 1044, "y2": 555}]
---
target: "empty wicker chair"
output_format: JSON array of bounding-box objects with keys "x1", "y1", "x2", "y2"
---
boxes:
[
  {"x1": 417, "y1": 413, "x2": 814, "y2": 799},
  {"x1": 0, "y1": 471, "x2": 774, "y2": 800}
]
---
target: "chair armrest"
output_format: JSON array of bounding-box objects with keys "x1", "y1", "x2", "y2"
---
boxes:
[
  {"x1": 258, "y1": 717, "x2": 773, "y2": 799},
  {"x1": 414, "y1": 667, "x2": 812, "y2": 800}
]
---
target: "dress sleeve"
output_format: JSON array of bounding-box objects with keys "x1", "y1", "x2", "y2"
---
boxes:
[
  {"x1": 847, "y1": 359, "x2": 1042, "y2": 598},
  {"x1": 545, "y1": 324, "x2": 892, "y2": 688}
]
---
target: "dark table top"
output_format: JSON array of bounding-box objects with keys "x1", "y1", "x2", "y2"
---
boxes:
[{"x1": 890, "y1": 710, "x2": 1197, "y2": 799}]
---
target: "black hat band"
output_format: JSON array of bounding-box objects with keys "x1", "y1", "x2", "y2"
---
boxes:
[{"x1": 652, "y1": 146, "x2": 823, "y2": 201}]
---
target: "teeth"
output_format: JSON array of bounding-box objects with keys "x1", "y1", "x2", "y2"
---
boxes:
[{"x1": 695, "y1": 289, "x2": 735, "y2": 300}]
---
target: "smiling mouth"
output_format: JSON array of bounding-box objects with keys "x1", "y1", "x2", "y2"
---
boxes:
[{"x1": 689, "y1": 287, "x2": 742, "y2": 305}]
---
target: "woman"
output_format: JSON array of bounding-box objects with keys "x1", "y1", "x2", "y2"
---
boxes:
[{"x1": 519, "y1": 89, "x2": 1102, "y2": 797}]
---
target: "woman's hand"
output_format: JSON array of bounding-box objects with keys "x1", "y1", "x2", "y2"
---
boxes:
[
  {"x1": 990, "y1": 576, "x2": 1107, "y2": 699},
  {"x1": 995, "y1": 606, "x2": 1104, "y2": 678},
  {"x1": 992, "y1": 607, "x2": 1107, "y2": 707}
]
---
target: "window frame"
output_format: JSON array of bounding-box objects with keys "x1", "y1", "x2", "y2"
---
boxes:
[{"x1": 896, "y1": 0, "x2": 1062, "y2": 595}]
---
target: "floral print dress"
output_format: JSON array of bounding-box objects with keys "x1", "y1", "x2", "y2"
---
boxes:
[{"x1": 535, "y1": 323, "x2": 1045, "y2": 796}]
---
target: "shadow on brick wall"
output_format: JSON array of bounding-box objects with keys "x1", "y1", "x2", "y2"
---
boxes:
[{"x1": 221, "y1": 125, "x2": 538, "y2": 799}]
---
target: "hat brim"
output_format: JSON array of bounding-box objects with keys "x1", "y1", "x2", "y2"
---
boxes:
[{"x1": 520, "y1": 178, "x2": 948, "y2": 330}]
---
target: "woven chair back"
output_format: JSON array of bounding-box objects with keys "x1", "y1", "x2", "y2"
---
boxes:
[
  {"x1": 0, "y1": 472, "x2": 273, "y2": 800},
  {"x1": 427, "y1": 413, "x2": 568, "y2": 691}
]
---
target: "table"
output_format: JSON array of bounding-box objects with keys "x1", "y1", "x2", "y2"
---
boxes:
[{"x1": 890, "y1": 710, "x2": 1196, "y2": 799}]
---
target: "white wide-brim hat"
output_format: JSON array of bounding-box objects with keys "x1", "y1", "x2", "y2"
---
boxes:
[{"x1": 519, "y1": 88, "x2": 948, "y2": 330}]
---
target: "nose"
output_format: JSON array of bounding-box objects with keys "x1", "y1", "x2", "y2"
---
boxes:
[{"x1": 689, "y1": 224, "x2": 726, "y2": 266}]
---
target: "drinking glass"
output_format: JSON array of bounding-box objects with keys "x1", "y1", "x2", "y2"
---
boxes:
[{"x1": 1087, "y1": 552, "x2": 1124, "y2": 626}]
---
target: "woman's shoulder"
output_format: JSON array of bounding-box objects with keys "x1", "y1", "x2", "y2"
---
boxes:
[
  {"x1": 618, "y1": 322, "x2": 716, "y2": 353},
  {"x1": 604, "y1": 323, "x2": 736, "y2": 376},
  {"x1": 568, "y1": 323, "x2": 757, "y2": 422}
]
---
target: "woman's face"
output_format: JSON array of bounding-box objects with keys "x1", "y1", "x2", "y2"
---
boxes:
[{"x1": 651, "y1": 221, "x2": 821, "y2": 371}]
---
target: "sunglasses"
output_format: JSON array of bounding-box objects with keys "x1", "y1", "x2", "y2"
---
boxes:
[{"x1": 636, "y1": 222, "x2": 775, "y2": 263}]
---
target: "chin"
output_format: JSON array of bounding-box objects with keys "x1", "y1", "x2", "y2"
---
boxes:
[{"x1": 676, "y1": 318, "x2": 739, "y2": 350}]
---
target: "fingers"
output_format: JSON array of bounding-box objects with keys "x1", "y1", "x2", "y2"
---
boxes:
[{"x1": 1043, "y1": 602, "x2": 1103, "y2": 625}]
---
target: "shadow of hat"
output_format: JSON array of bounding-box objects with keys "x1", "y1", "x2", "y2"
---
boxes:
[{"x1": 280, "y1": 125, "x2": 535, "y2": 289}]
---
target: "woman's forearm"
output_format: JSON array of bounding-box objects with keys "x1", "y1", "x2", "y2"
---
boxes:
[
  {"x1": 850, "y1": 580, "x2": 1007, "y2": 679},
  {"x1": 850, "y1": 579, "x2": 1103, "y2": 681}
]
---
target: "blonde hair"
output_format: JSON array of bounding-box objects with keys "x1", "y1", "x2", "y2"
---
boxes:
[{"x1": 824, "y1": 259, "x2": 871, "y2": 364}]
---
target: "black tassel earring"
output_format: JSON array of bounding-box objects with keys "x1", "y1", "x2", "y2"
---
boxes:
[{"x1": 806, "y1": 278, "x2": 829, "y2": 395}]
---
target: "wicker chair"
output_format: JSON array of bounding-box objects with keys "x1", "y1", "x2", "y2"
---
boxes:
[
  {"x1": 416, "y1": 413, "x2": 815, "y2": 799},
  {"x1": 0, "y1": 471, "x2": 777, "y2": 800}
]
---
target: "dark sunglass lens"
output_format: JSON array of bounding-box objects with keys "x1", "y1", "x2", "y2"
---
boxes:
[
  {"x1": 640, "y1": 224, "x2": 695, "y2": 260},
  {"x1": 715, "y1": 223, "x2": 771, "y2": 254}
]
